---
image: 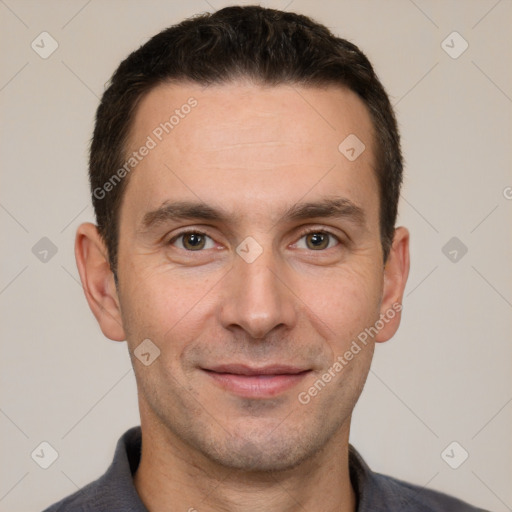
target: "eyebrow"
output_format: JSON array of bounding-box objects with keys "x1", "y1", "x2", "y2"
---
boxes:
[{"x1": 139, "y1": 197, "x2": 366, "y2": 232}]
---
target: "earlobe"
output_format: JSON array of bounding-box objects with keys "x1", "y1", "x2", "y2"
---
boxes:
[
  {"x1": 75, "y1": 222, "x2": 126, "y2": 342},
  {"x1": 375, "y1": 226, "x2": 410, "y2": 343}
]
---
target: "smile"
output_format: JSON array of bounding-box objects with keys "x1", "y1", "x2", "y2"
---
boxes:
[{"x1": 201, "y1": 365, "x2": 311, "y2": 398}]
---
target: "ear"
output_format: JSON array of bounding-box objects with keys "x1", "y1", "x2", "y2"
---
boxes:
[
  {"x1": 75, "y1": 222, "x2": 126, "y2": 341},
  {"x1": 375, "y1": 226, "x2": 410, "y2": 343}
]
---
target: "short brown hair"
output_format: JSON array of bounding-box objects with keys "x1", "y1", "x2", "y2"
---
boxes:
[{"x1": 90, "y1": 5, "x2": 403, "y2": 274}]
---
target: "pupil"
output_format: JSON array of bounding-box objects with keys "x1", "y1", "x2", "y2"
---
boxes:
[
  {"x1": 309, "y1": 233, "x2": 326, "y2": 248},
  {"x1": 186, "y1": 234, "x2": 203, "y2": 248}
]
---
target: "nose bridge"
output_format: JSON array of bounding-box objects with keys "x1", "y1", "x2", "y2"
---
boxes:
[{"x1": 219, "y1": 236, "x2": 296, "y2": 338}]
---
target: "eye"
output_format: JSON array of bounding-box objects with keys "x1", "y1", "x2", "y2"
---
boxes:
[
  {"x1": 294, "y1": 229, "x2": 341, "y2": 251},
  {"x1": 168, "y1": 231, "x2": 216, "y2": 251}
]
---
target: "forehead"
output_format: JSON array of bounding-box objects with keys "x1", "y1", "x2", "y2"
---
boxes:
[{"x1": 122, "y1": 80, "x2": 378, "y2": 227}]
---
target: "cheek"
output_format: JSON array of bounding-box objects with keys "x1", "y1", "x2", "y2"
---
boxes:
[
  {"x1": 119, "y1": 267, "x2": 215, "y2": 355},
  {"x1": 308, "y1": 263, "x2": 382, "y2": 336}
]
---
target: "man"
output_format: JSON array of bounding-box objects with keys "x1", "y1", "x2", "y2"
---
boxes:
[{"x1": 43, "y1": 5, "x2": 486, "y2": 512}]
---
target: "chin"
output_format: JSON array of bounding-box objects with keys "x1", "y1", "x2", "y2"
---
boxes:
[
  {"x1": 196, "y1": 419, "x2": 330, "y2": 473},
  {"x1": 208, "y1": 440, "x2": 311, "y2": 473}
]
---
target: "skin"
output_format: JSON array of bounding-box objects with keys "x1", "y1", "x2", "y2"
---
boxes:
[{"x1": 75, "y1": 81, "x2": 409, "y2": 512}]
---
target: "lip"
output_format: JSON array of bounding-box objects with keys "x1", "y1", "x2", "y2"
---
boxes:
[{"x1": 202, "y1": 364, "x2": 311, "y2": 398}]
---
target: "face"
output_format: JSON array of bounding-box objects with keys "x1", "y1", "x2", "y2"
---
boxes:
[{"x1": 80, "y1": 81, "x2": 409, "y2": 472}]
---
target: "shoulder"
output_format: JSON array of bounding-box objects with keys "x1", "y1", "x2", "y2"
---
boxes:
[
  {"x1": 369, "y1": 471, "x2": 490, "y2": 512},
  {"x1": 348, "y1": 445, "x2": 489, "y2": 512},
  {"x1": 40, "y1": 426, "x2": 145, "y2": 512},
  {"x1": 40, "y1": 476, "x2": 107, "y2": 512}
]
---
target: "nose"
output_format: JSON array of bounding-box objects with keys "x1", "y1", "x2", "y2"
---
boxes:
[{"x1": 218, "y1": 242, "x2": 298, "y2": 340}]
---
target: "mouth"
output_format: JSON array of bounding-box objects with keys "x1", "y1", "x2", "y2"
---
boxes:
[{"x1": 201, "y1": 364, "x2": 311, "y2": 398}]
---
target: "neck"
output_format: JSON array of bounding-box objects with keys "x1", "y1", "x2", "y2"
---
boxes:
[{"x1": 133, "y1": 416, "x2": 356, "y2": 512}]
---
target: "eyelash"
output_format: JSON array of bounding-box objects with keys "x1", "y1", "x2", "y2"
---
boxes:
[{"x1": 167, "y1": 227, "x2": 342, "y2": 251}]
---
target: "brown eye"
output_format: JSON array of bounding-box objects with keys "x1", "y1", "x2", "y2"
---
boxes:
[
  {"x1": 295, "y1": 230, "x2": 340, "y2": 251},
  {"x1": 170, "y1": 231, "x2": 214, "y2": 251},
  {"x1": 305, "y1": 232, "x2": 330, "y2": 250},
  {"x1": 182, "y1": 233, "x2": 205, "y2": 250}
]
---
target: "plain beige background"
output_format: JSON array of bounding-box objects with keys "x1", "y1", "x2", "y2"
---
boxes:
[{"x1": 1, "y1": 1, "x2": 511, "y2": 511}]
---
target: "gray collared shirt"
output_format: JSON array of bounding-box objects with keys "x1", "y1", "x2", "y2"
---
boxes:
[{"x1": 42, "y1": 426, "x2": 489, "y2": 511}]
